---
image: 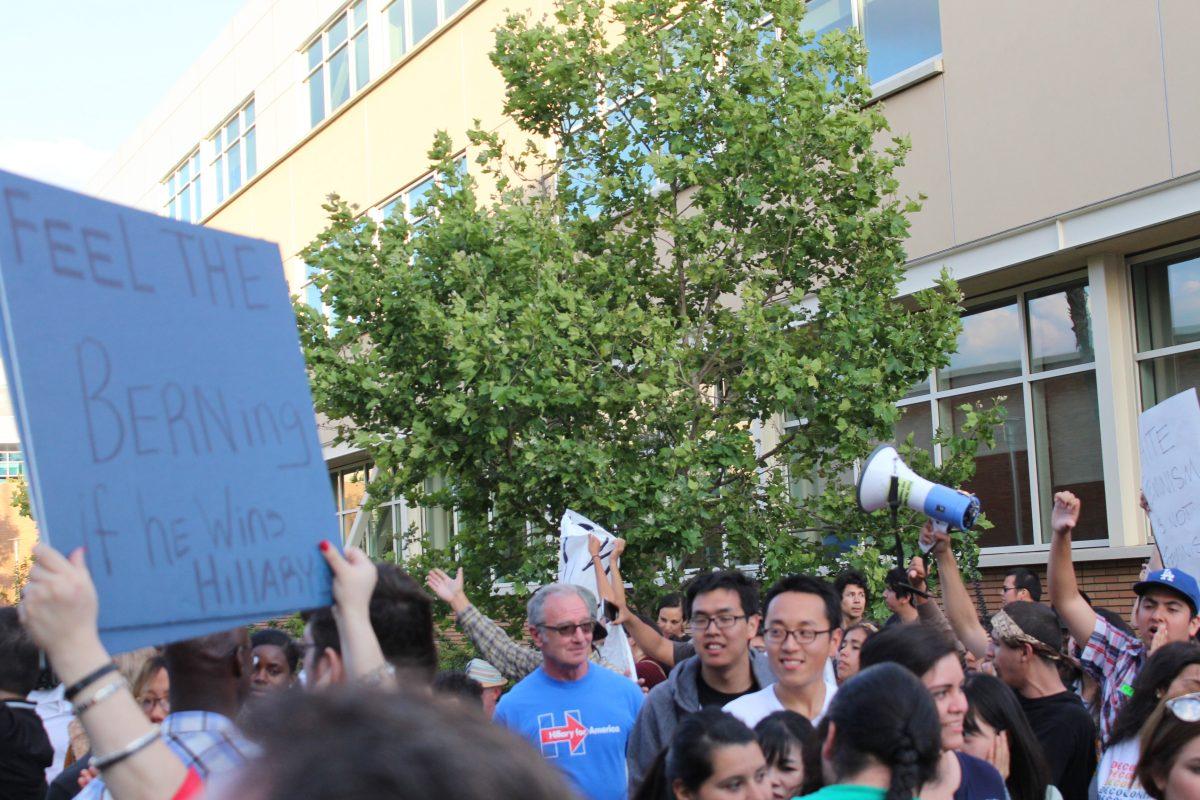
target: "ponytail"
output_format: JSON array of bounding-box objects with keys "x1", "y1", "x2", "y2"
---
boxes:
[{"x1": 885, "y1": 734, "x2": 923, "y2": 800}]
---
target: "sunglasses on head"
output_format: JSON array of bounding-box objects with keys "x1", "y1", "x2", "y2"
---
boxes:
[{"x1": 1166, "y1": 691, "x2": 1200, "y2": 723}]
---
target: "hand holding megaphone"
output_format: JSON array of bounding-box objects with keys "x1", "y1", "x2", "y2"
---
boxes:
[{"x1": 919, "y1": 518, "x2": 952, "y2": 555}]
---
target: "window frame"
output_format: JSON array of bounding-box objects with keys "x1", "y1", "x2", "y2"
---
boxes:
[
  {"x1": 1129, "y1": 240, "x2": 1200, "y2": 408},
  {"x1": 163, "y1": 150, "x2": 202, "y2": 223},
  {"x1": 209, "y1": 97, "x2": 257, "y2": 206},
  {"x1": 303, "y1": 0, "x2": 371, "y2": 129},
  {"x1": 899, "y1": 269, "x2": 1103, "y2": 553},
  {"x1": 384, "y1": 0, "x2": 471, "y2": 63}
]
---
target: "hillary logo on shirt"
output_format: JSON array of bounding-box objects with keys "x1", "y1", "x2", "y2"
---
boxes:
[
  {"x1": 539, "y1": 710, "x2": 588, "y2": 757},
  {"x1": 536, "y1": 711, "x2": 625, "y2": 759}
]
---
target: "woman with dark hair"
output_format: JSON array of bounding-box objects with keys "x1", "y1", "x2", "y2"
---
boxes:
[
  {"x1": 1136, "y1": 692, "x2": 1200, "y2": 800},
  {"x1": 807, "y1": 662, "x2": 942, "y2": 800},
  {"x1": 859, "y1": 623, "x2": 1006, "y2": 800},
  {"x1": 633, "y1": 708, "x2": 768, "y2": 800},
  {"x1": 836, "y1": 622, "x2": 877, "y2": 685},
  {"x1": 961, "y1": 673, "x2": 1054, "y2": 800},
  {"x1": 754, "y1": 710, "x2": 814, "y2": 800},
  {"x1": 1094, "y1": 642, "x2": 1200, "y2": 800},
  {"x1": 250, "y1": 628, "x2": 300, "y2": 697}
]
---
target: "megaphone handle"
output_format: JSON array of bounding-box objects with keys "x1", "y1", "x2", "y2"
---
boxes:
[{"x1": 888, "y1": 476, "x2": 904, "y2": 566}]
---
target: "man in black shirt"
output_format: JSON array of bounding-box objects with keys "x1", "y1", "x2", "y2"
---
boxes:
[
  {"x1": 0, "y1": 606, "x2": 53, "y2": 800},
  {"x1": 991, "y1": 601, "x2": 1096, "y2": 800},
  {"x1": 625, "y1": 570, "x2": 774, "y2": 791}
]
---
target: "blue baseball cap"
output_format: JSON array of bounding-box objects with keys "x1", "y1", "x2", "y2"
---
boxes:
[{"x1": 1134, "y1": 568, "x2": 1200, "y2": 615}]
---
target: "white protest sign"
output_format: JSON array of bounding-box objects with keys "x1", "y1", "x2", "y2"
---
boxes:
[
  {"x1": 558, "y1": 510, "x2": 637, "y2": 680},
  {"x1": 1139, "y1": 388, "x2": 1200, "y2": 576}
]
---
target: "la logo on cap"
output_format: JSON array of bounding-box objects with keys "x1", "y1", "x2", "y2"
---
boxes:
[{"x1": 1162, "y1": 569, "x2": 1176, "y2": 583}]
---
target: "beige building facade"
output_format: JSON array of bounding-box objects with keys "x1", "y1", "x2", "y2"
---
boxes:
[{"x1": 85, "y1": 0, "x2": 1200, "y2": 592}]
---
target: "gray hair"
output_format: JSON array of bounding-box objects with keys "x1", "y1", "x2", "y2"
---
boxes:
[{"x1": 527, "y1": 583, "x2": 597, "y2": 627}]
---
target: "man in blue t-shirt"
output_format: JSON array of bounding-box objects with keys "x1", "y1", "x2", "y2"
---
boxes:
[{"x1": 494, "y1": 583, "x2": 643, "y2": 800}]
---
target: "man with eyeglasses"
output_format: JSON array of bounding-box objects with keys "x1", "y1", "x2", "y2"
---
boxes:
[
  {"x1": 626, "y1": 569, "x2": 774, "y2": 791},
  {"x1": 1000, "y1": 567, "x2": 1041, "y2": 606},
  {"x1": 494, "y1": 583, "x2": 643, "y2": 800},
  {"x1": 723, "y1": 574, "x2": 842, "y2": 727}
]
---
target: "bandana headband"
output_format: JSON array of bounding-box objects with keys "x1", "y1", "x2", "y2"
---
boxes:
[{"x1": 990, "y1": 609, "x2": 1062, "y2": 661}]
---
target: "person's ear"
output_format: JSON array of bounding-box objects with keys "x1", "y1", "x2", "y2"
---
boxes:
[
  {"x1": 821, "y1": 721, "x2": 837, "y2": 761},
  {"x1": 672, "y1": 778, "x2": 694, "y2": 800},
  {"x1": 313, "y1": 647, "x2": 344, "y2": 688},
  {"x1": 829, "y1": 627, "x2": 843, "y2": 656},
  {"x1": 747, "y1": 614, "x2": 762, "y2": 641},
  {"x1": 1189, "y1": 614, "x2": 1200, "y2": 638},
  {"x1": 529, "y1": 623, "x2": 545, "y2": 650}
]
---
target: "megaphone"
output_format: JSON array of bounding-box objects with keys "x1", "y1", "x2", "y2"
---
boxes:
[{"x1": 857, "y1": 444, "x2": 981, "y2": 531}]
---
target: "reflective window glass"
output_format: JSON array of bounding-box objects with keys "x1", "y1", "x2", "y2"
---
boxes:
[
  {"x1": 412, "y1": 0, "x2": 438, "y2": 44},
  {"x1": 1031, "y1": 372, "x2": 1106, "y2": 541},
  {"x1": 445, "y1": 0, "x2": 468, "y2": 16},
  {"x1": 894, "y1": 401, "x2": 933, "y2": 455},
  {"x1": 245, "y1": 128, "x2": 256, "y2": 178},
  {"x1": 214, "y1": 155, "x2": 225, "y2": 202},
  {"x1": 943, "y1": 389, "x2": 1032, "y2": 548},
  {"x1": 308, "y1": 69, "x2": 325, "y2": 126},
  {"x1": 1134, "y1": 253, "x2": 1200, "y2": 352},
  {"x1": 329, "y1": 14, "x2": 349, "y2": 50},
  {"x1": 329, "y1": 48, "x2": 350, "y2": 110},
  {"x1": 1140, "y1": 349, "x2": 1200, "y2": 410},
  {"x1": 352, "y1": 0, "x2": 368, "y2": 28},
  {"x1": 388, "y1": 1, "x2": 406, "y2": 61},
  {"x1": 306, "y1": 41, "x2": 322, "y2": 70},
  {"x1": 228, "y1": 141, "x2": 242, "y2": 193},
  {"x1": 938, "y1": 302, "x2": 1022, "y2": 390},
  {"x1": 802, "y1": 0, "x2": 853, "y2": 39},
  {"x1": 354, "y1": 30, "x2": 370, "y2": 89},
  {"x1": 244, "y1": 100, "x2": 255, "y2": 125},
  {"x1": 862, "y1": 0, "x2": 942, "y2": 83},
  {"x1": 1027, "y1": 283, "x2": 1093, "y2": 372}
]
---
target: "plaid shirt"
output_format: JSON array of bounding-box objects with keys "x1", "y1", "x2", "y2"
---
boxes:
[
  {"x1": 456, "y1": 604, "x2": 618, "y2": 682},
  {"x1": 78, "y1": 710, "x2": 257, "y2": 800},
  {"x1": 1080, "y1": 615, "x2": 1145, "y2": 743}
]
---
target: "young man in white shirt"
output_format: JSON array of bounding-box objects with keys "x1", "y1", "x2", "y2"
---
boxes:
[{"x1": 724, "y1": 574, "x2": 842, "y2": 726}]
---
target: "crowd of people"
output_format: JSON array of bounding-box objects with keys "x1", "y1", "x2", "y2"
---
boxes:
[{"x1": 3, "y1": 489, "x2": 1200, "y2": 800}]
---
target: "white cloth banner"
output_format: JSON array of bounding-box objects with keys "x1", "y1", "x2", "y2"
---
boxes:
[
  {"x1": 1139, "y1": 388, "x2": 1200, "y2": 576},
  {"x1": 558, "y1": 510, "x2": 638, "y2": 680}
]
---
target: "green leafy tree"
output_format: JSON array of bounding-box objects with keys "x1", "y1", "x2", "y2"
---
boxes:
[{"x1": 299, "y1": 0, "x2": 996, "y2": 618}]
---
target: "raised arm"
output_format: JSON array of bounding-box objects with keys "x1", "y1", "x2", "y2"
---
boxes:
[
  {"x1": 614, "y1": 597, "x2": 677, "y2": 667},
  {"x1": 924, "y1": 522, "x2": 989, "y2": 658},
  {"x1": 426, "y1": 567, "x2": 540, "y2": 681},
  {"x1": 608, "y1": 538, "x2": 629, "y2": 611},
  {"x1": 320, "y1": 542, "x2": 394, "y2": 688},
  {"x1": 20, "y1": 545, "x2": 188, "y2": 800},
  {"x1": 588, "y1": 535, "x2": 618, "y2": 609},
  {"x1": 1046, "y1": 491, "x2": 1098, "y2": 644}
]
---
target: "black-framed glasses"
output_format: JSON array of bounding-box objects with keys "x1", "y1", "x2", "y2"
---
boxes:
[
  {"x1": 539, "y1": 620, "x2": 595, "y2": 637},
  {"x1": 764, "y1": 627, "x2": 833, "y2": 645},
  {"x1": 1167, "y1": 692, "x2": 1200, "y2": 722},
  {"x1": 687, "y1": 614, "x2": 749, "y2": 633},
  {"x1": 138, "y1": 695, "x2": 170, "y2": 714}
]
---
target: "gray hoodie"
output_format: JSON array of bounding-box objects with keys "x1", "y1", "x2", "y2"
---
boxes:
[{"x1": 625, "y1": 651, "x2": 776, "y2": 792}]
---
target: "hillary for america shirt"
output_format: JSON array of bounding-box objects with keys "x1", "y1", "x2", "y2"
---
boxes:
[{"x1": 495, "y1": 664, "x2": 644, "y2": 800}]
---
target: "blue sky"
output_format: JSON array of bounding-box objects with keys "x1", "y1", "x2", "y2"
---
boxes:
[{"x1": 0, "y1": 0, "x2": 248, "y2": 190}]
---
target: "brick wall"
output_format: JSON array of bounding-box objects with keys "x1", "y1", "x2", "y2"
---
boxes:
[{"x1": 970, "y1": 558, "x2": 1143, "y2": 619}]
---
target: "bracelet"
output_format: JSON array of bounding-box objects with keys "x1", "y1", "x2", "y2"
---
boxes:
[
  {"x1": 72, "y1": 677, "x2": 127, "y2": 715},
  {"x1": 92, "y1": 726, "x2": 161, "y2": 772},
  {"x1": 64, "y1": 663, "x2": 117, "y2": 702},
  {"x1": 360, "y1": 662, "x2": 397, "y2": 686}
]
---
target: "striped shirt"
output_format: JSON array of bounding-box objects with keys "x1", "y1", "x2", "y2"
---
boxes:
[
  {"x1": 1079, "y1": 616, "x2": 1145, "y2": 743},
  {"x1": 78, "y1": 710, "x2": 256, "y2": 800}
]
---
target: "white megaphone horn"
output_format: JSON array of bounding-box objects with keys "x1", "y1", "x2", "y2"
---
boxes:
[{"x1": 856, "y1": 444, "x2": 981, "y2": 531}]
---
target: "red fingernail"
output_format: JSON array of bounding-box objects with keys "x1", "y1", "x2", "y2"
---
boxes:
[{"x1": 319, "y1": 540, "x2": 330, "y2": 552}]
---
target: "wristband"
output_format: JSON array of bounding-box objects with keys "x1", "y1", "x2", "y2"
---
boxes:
[
  {"x1": 72, "y1": 677, "x2": 127, "y2": 715},
  {"x1": 64, "y1": 663, "x2": 117, "y2": 702},
  {"x1": 92, "y1": 726, "x2": 161, "y2": 771}
]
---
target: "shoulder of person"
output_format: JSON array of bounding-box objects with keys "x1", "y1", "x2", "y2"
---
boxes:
[{"x1": 955, "y1": 750, "x2": 1006, "y2": 798}]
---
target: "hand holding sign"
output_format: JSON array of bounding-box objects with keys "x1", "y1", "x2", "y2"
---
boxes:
[{"x1": 1139, "y1": 390, "x2": 1200, "y2": 577}]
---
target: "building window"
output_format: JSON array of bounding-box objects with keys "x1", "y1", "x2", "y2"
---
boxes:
[
  {"x1": 422, "y1": 475, "x2": 455, "y2": 550},
  {"x1": 332, "y1": 462, "x2": 371, "y2": 543},
  {"x1": 305, "y1": 0, "x2": 370, "y2": 128},
  {"x1": 891, "y1": 276, "x2": 1105, "y2": 549},
  {"x1": 165, "y1": 150, "x2": 202, "y2": 223},
  {"x1": 386, "y1": 0, "x2": 469, "y2": 62},
  {"x1": 792, "y1": 0, "x2": 940, "y2": 86},
  {"x1": 1133, "y1": 246, "x2": 1200, "y2": 409},
  {"x1": 211, "y1": 99, "x2": 257, "y2": 204},
  {"x1": 380, "y1": 156, "x2": 466, "y2": 229},
  {"x1": 0, "y1": 448, "x2": 23, "y2": 478}
]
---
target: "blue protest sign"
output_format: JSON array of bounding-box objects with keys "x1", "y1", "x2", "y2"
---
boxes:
[{"x1": 0, "y1": 170, "x2": 336, "y2": 652}]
